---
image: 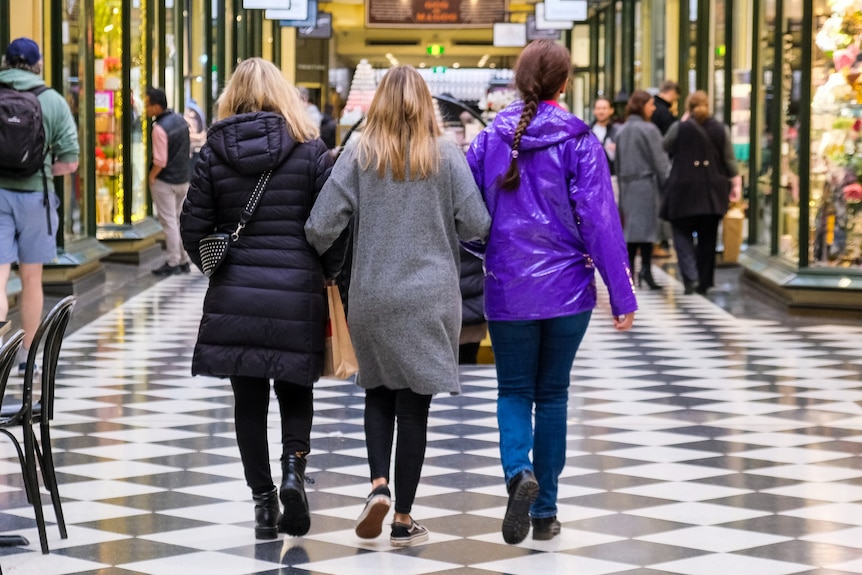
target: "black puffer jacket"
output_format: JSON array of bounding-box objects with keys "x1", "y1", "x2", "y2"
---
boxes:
[
  {"x1": 181, "y1": 111, "x2": 342, "y2": 384},
  {"x1": 459, "y1": 247, "x2": 485, "y2": 326}
]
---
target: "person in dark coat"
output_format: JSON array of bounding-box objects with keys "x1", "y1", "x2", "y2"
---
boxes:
[
  {"x1": 662, "y1": 90, "x2": 739, "y2": 295},
  {"x1": 180, "y1": 58, "x2": 344, "y2": 541},
  {"x1": 458, "y1": 247, "x2": 486, "y2": 364},
  {"x1": 651, "y1": 80, "x2": 679, "y2": 136},
  {"x1": 615, "y1": 90, "x2": 669, "y2": 290}
]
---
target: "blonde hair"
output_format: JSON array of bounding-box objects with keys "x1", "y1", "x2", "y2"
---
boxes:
[
  {"x1": 357, "y1": 66, "x2": 440, "y2": 181},
  {"x1": 216, "y1": 57, "x2": 318, "y2": 142},
  {"x1": 686, "y1": 90, "x2": 711, "y2": 123}
]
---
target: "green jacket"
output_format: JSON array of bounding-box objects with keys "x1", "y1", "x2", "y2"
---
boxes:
[{"x1": 0, "y1": 68, "x2": 79, "y2": 192}]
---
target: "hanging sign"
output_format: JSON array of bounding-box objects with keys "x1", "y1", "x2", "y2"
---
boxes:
[
  {"x1": 298, "y1": 12, "x2": 333, "y2": 39},
  {"x1": 366, "y1": 0, "x2": 507, "y2": 28},
  {"x1": 245, "y1": 0, "x2": 305, "y2": 15},
  {"x1": 270, "y1": 0, "x2": 317, "y2": 24},
  {"x1": 543, "y1": 0, "x2": 587, "y2": 22}
]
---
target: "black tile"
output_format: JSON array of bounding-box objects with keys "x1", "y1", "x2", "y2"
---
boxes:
[
  {"x1": 566, "y1": 514, "x2": 690, "y2": 538},
  {"x1": 721, "y1": 515, "x2": 853, "y2": 538},
  {"x1": 223, "y1": 538, "x2": 362, "y2": 565},
  {"x1": 101, "y1": 491, "x2": 225, "y2": 511},
  {"x1": 56, "y1": 538, "x2": 194, "y2": 563},
  {"x1": 566, "y1": 538, "x2": 707, "y2": 564},
  {"x1": 561, "y1": 492, "x2": 677, "y2": 512},
  {"x1": 735, "y1": 539, "x2": 862, "y2": 565},
  {"x1": 76, "y1": 513, "x2": 209, "y2": 536}
]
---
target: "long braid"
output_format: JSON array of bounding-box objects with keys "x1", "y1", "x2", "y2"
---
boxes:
[{"x1": 500, "y1": 91, "x2": 539, "y2": 191}]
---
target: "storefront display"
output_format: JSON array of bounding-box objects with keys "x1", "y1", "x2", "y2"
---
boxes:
[{"x1": 811, "y1": 0, "x2": 862, "y2": 267}]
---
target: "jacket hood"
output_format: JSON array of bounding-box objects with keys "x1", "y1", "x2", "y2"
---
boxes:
[
  {"x1": 206, "y1": 112, "x2": 295, "y2": 175},
  {"x1": 492, "y1": 101, "x2": 590, "y2": 151},
  {"x1": 0, "y1": 68, "x2": 45, "y2": 91}
]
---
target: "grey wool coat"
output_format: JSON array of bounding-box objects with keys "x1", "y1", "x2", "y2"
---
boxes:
[
  {"x1": 614, "y1": 115, "x2": 670, "y2": 243},
  {"x1": 305, "y1": 139, "x2": 491, "y2": 395}
]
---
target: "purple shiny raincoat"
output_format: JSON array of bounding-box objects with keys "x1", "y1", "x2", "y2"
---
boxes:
[{"x1": 466, "y1": 102, "x2": 637, "y2": 321}]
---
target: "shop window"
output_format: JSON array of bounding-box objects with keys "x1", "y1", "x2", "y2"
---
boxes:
[{"x1": 810, "y1": 0, "x2": 862, "y2": 268}]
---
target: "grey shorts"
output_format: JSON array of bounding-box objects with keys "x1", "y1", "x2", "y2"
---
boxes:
[{"x1": 0, "y1": 188, "x2": 59, "y2": 264}]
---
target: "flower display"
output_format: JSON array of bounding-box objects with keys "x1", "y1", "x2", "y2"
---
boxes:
[{"x1": 479, "y1": 88, "x2": 518, "y2": 114}]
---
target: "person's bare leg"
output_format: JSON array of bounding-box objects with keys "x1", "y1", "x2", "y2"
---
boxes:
[
  {"x1": 18, "y1": 263, "x2": 43, "y2": 350},
  {"x1": 0, "y1": 263, "x2": 11, "y2": 323}
]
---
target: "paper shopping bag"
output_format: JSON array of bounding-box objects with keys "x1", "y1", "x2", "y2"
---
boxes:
[{"x1": 323, "y1": 285, "x2": 359, "y2": 379}]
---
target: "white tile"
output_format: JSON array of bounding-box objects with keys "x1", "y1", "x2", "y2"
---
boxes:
[
  {"x1": 0, "y1": 524, "x2": 131, "y2": 551},
  {"x1": 800, "y1": 526, "x2": 862, "y2": 549},
  {"x1": 296, "y1": 552, "x2": 459, "y2": 575},
  {"x1": 732, "y1": 447, "x2": 852, "y2": 464},
  {"x1": 473, "y1": 553, "x2": 635, "y2": 575},
  {"x1": 763, "y1": 482, "x2": 862, "y2": 502},
  {"x1": 650, "y1": 553, "x2": 811, "y2": 575},
  {"x1": 138, "y1": 524, "x2": 258, "y2": 550},
  {"x1": 626, "y1": 501, "x2": 770, "y2": 525},
  {"x1": 119, "y1": 551, "x2": 284, "y2": 575},
  {"x1": 69, "y1": 442, "x2": 195, "y2": 460},
  {"x1": 4, "y1": 500, "x2": 149, "y2": 523},
  {"x1": 591, "y1": 430, "x2": 704, "y2": 446},
  {"x1": 56, "y1": 479, "x2": 164, "y2": 500},
  {"x1": 716, "y1": 431, "x2": 836, "y2": 447},
  {"x1": 781, "y1": 503, "x2": 862, "y2": 525},
  {"x1": 615, "y1": 481, "x2": 752, "y2": 502},
  {"x1": 746, "y1": 464, "x2": 862, "y2": 482},
  {"x1": 55, "y1": 460, "x2": 181, "y2": 479},
  {"x1": 598, "y1": 445, "x2": 721, "y2": 463},
  {"x1": 609, "y1": 463, "x2": 735, "y2": 481},
  {"x1": 470, "y1": 527, "x2": 624, "y2": 551},
  {"x1": 88, "y1": 428, "x2": 207, "y2": 442},
  {"x1": 0, "y1": 552, "x2": 109, "y2": 574},
  {"x1": 304, "y1": 527, "x2": 461, "y2": 550},
  {"x1": 637, "y1": 525, "x2": 791, "y2": 551},
  {"x1": 468, "y1": 502, "x2": 613, "y2": 523}
]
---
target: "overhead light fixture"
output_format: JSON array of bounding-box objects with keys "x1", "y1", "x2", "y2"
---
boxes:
[
  {"x1": 452, "y1": 63, "x2": 460, "y2": 69},
  {"x1": 477, "y1": 54, "x2": 489, "y2": 68}
]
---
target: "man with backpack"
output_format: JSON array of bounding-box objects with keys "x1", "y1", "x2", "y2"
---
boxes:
[{"x1": 0, "y1": 37, "x2": 79, "y2": 374}]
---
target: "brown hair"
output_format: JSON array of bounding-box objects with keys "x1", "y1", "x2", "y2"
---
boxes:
[
  {"x1": 357, "y1": 65, "x2": 441, "y2": 181},
  {"x1": 686, "y1": 90, "x2": 711, "y2": 123},
  {"x1": 659, "y1": 80, "x2": 680, "y2": 95},
  {"x1": 501, "y1": 40, "x2": 571, "y2": 191},
  {"x1": 625, "y1": 90, "x2": 652, "y2": 119}
]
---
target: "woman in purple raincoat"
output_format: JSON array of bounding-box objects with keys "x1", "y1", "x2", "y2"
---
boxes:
[{"x1": 466, "y1": 40, "x2": 637, "y2": 545}]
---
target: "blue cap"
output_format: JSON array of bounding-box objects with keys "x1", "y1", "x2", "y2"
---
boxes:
[{"x1": 5, "y1": 38, "x2": 41, "y2": 66}]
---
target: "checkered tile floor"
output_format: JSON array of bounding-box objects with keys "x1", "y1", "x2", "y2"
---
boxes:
[{"x1": 1, "y1": 267, "x2": 862, "y2": 574}]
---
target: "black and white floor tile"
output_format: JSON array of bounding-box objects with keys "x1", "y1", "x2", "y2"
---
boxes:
[{"x1": 1, "y1": 267, "x2": 862, "y2": 574}]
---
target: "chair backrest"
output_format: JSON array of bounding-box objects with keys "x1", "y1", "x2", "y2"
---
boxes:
[
  {"x1": 24, "y1": 296, "x2": 76, "y2": 422},
  {"x1": 0, "y1": 330, "x2": 25, "y2": 417}
]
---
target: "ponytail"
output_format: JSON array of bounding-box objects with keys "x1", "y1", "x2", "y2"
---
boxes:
[{"x1": 500, "y1": 95, "x2": 539, "y2": 191}]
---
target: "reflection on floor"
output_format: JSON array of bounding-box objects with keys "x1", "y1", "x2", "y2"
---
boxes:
[{"x1": 1, "y1": 268, "x2": 862, "y2": 574}]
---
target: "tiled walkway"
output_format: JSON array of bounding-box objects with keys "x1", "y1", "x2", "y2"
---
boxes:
[{"x1": 1, "y1": 268, "x2": 862, "y2": 574}]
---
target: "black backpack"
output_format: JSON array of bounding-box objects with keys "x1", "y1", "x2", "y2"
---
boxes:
[{"x1": 0, "y1": 83, "x2": 49, "y2": 178}]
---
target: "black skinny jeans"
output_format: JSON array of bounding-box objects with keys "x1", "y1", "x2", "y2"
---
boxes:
[
  {"x1": 230, "y1": 376, "x2": 313, "y2": 494},
  {"x1": 365, "y1": 386, "x2": 433, "y2": 515}
]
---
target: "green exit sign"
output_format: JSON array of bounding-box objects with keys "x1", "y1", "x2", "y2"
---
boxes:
[
  {"x1": 432, "y1": 66, "x2": 447, "y2": 74},
  {"x1": 427, "y1": 44, "x2": 445, "y2": 56}
]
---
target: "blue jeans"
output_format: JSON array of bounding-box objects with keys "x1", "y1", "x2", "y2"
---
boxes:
[{"x1": 489, "y1": 311, "x2": 592, "y2": 519}]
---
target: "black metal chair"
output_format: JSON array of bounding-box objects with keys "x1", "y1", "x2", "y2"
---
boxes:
[{"x1": 0, "y1": 295, "x2": 76, "y2": 554}]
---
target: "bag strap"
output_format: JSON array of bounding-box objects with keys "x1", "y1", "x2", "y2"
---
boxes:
[{"x1": 230, "y1": 169, "x2": 273, "y2": 241}]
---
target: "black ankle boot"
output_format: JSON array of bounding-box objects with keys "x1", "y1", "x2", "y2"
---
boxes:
[
  {"x1": 252, "y1": 487, "x2": 281, "y2": 540},
  {"x1": 279, "y1": 453, "x2": 310, "y2": 536}
]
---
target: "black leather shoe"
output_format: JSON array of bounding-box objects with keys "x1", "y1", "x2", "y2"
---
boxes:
[
  {"x1": 252, "y1": 487, "x2": 282, "y2": 540},
  {"x1": 179, "y1": 263, "x2": 191, "y2": 274},
  {"x1": 152, "y1": 263, "x2": 181, "y2": 277},
  {"x1": 683, "y1": 280, "x2": 698, "y2": 295},
  {"x1": 279, "y1": 453, "x2": 310, "y2": 536},
  {"x1": 531, "y1": 516, "x2": 561, "y2": 540},
  {"x1": 502, "y1": 469, "x2": 539, "y2": 544}
]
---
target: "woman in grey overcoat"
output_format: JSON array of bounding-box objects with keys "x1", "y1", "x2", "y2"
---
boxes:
[
  {"x1": 305, "y1": 66, "x2": 490, "y2": 547},
  {"x1": 615, "y1": 90, "x2": 669, "y2": 289}
]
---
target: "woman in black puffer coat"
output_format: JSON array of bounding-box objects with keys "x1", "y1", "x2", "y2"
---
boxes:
[{"x1": 180, "y1": 58, "x2": 345, "y2": 540}]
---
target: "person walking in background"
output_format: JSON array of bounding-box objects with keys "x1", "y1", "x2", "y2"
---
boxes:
[
  {"x1": 320, "y1": 103, "x2": 337, "y2": 151},
  {"x1": 147, "y1": 87, "x2": 191, "y2": 277},
  {"x1": 458, "y1": 246, "x2": 487, "y2": 364},
  {"x1": 466, "y1": 40, "x2": 636, "y2": 545},
  {"x1": 651, "y1": 80, "x2": 680, "y2": 136},
  {"x1": 305, "y1": 65, "x2": 490, "y2": 548},
  {"x1": 651, "y1": 80, "x2": 680, "y2": 257},
  {"x1": 180, "y1": 58, "x2": 344, "y2": 540},
  {"x1": 590, "y1": 96, "x2": 622, "y2": 203},
  {"x1": 615, "y1": 90, "x2": 670, "y2": 290},
  {"x1": 662, "y1": 90, "x2": 740, "y2": 295},
  {"x1": 0, "y1": 37, "x2": 79, "y2": 374},
  {"x1": 184, "y1": 97, "x2": 207, "y2": 180}
]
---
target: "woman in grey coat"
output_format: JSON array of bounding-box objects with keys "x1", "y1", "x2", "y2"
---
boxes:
[
  {"x1": 305, "y1": 66, "x2": 490, "y2": 547},
  {"x1": 615, "y1": 90, "x2": 670, "y2": 289}
]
